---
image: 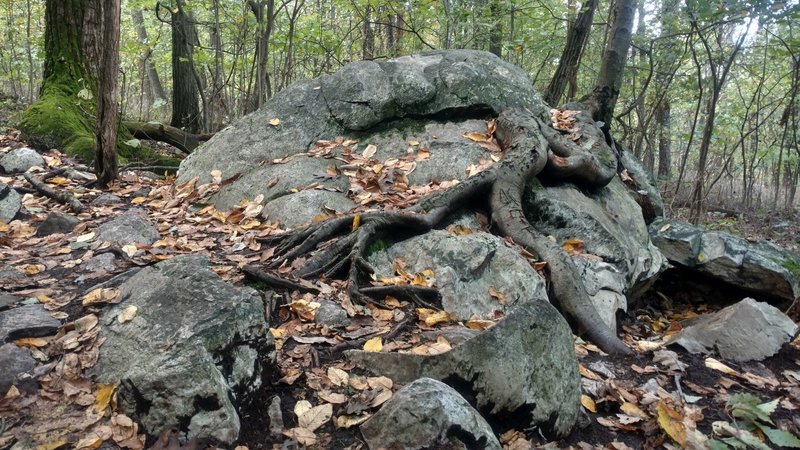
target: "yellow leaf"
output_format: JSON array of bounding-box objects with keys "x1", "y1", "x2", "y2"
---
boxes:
[
  {"x1": 47, "y1": 176, "x2": 71, "y2": 186},
  {"x1": 335, "y1": 414, "x2": 371, "y2": 429},
  {"x1": 121, "y1": 243, "x2": 138, "y2": 258},
  {"x1": 117, "y1": 305, "x2": 138, "y2": 324},
  {"x1": 131, "y1": 197, "x2": 147, "y2": 204},
  {"x1": 352, "y1": 213, "x2": 361, "y2": 231},
  {"x1": 657, "y1": 400, "x2": 686, "y2": 446},
  {"x1": 95, "y1": 383, "x2": 117, "y2": 413},
  {"x1": 76, "y1": 231, "x2": 96, "y2": 243},
  {"x1": 423, "y1": 310, "x2": 453, "y2": 327},
  {"x1": 269, "y1": 118, "x2": 281, "y2": 126},
  {"x1": 561, "y1": 238, "x2": 585, "y2": 255},
  {"x1": 82, "y1": 287, "x2": 105, "y2": 306},
  {"x1": 20, "y1": 264, "x2": 43, "y2": 275},
  {"x1": 579, "y1": 364, "x2": 602, "y2": 380},
  {"x1": 13, "y1": 337, "x2": 48, "y2": 348},
  {"x1": 621, "y1": 402, "x2": 648, "y2": 418},
  {"x1": 37, "y1": 438, "x2": 68, "y2": 450},
  {"x1": 464, "y1": 132, "x2": 489, "y2": 142},
  {"x1": 581, "y1": 394, "x2": 597, "y2": 413},
  {"x1": 465, "y1": 318, "x2": 495, "y2": 331},
  {"x1": 704, "y1": 357, "x2": 738, "y2": 376},
  {"x1": 74, "y1": 314, "x2": 99, "y2": 332},
  {"x1": 363, "y1": 337, "x2": 383, "y2": 352},
  {"x1": 362, "y1": 144, "x2": 377, "y2": 159}
]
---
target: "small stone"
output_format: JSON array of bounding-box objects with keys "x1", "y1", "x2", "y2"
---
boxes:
[
  {"x1": 314, "y1": 299, "x2": 350, "y2": 328},
  {"x1": 0, "y1": 304, "x2": 61, "y2": 343},
  {"x1": 96, "y1": 209, "x2": 160, "y2": 246},
  {"x1": 0, "y1": 183, "x2": 21, "y2": 223},
  {"x1": 0, "y1": 147, "x2": 45, "y2": 173},
  {"x1": 268, "y1": 395, "x2": 284, "y2": 438},
  {"x1": 668, "y1": 298, "x2": 799, "y2": 362},
  {"x1": 0, "y1": 343, "x2": 37, "y2": 395},
  {"x1": 83, "y1": 253, "x2": 117, "y2": 273},
  {"x1": 37, "y1": 212, "x2": 80, "y2": 236},
  {"x1": 92, "y1": 193, "x2": 122, "y2": 205},
  {"x1": 0, "y1": 293, "x2": 20, "y2": 311}
]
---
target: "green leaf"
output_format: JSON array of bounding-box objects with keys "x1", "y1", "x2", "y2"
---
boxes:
[
  {"x1": 125, "y1": 139, "x2": 141, "y2": 148},
  {"x1": 709, "y1": 439, "x2": 731, "y2": 450},
  {"x1": 759, "y1": 426, "x2": 800, "y2": 448},
  {"x1": 756, "y1": 398, "x2": 779, "y2": 416}
]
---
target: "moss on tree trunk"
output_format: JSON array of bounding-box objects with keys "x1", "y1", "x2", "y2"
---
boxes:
[{"x1": 19, "y1": 0, "x2": 177, "y2": 166}]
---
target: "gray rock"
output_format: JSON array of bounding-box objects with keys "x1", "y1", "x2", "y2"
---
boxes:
[
  {"x1": 0, "y1": 304, "x2": 61, "y2": 343},
  {"x1": 92, "y1": 193, "x2": 122, "y2": 205},
  {"x1": 650, "y1": 218, "x2": 800, "y2": 301},
  {"x1": 422, "y1": 326, "x2": 480, "y2": 346},
  {"x1": 347, "y1": 301, "x2": 581, "y2": 437},
  {"x1": 0, "y1": 147, "x2": 45, "y2": 173},
  {"x1": 368, "y1": 230, "x2": 548, "y2": 320},
  {"x1": 82, "y1": 253, "x2": 117, "y2": 273},
  {"x1": 0, "y1": 343, "x2": 37, "y2": 395},
  {"x1": 314, "y1": 299, "x2": 350, "y2": 328},
  {"x1": 263, "y1": 189, "x2": 356, "y2": 229},
  {"x1": 360, "y1": 378, "x2": 501, "y2": 450},
  {"x1": 667, "y1": 298, "x2": 799, "y2": 362},
  {"x1": 0, "y1": 293, "x2": 20, "y2": 311},
  {"x1": 524, "y1": 178, "x2": 667, "y2": 329},
  {"x1": 96, "y1": 209, "x2": 160, "y2": 246},
  {"x1": 0, "y1": 183, "x2": 21, "y2": 223},
  {"x1": 0, "y1": 267, "x2": 27, "y2": 288},
  {"x1": 36, "y1": 212, "x2": 80, "y2": 236},
  {"x1": 92, "y1": 255, "x2": 273, "y2": 444},
  {"x1": 177, "y1": 50, "x2": 548, "y2": 211},
  {"x1": 63, "y1": 167, "x2": 97, "y2": 182}
]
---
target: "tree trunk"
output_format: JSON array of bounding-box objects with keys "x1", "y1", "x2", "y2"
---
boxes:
[
  {"x1": 656, "y1": 101, "x2": 671, "y2": 179},
  {"x1": 488, "y1": 0, "x2": 502, "y2": 57},
  {"x1": 362, "y1": 5, "x2": 375, "y2": 60},
  {"x1": 95, "y1": 0, "x2": 120, "y2": 185},
  {"x1": 543, "y1": 0, "x2": 598, "y2": 106},
  {"x1": 19, "y1": 0, "x2": 100, "y2": 159},
  {"x1": 131, "y1": 9, "x2": 166, "y2": 107},
  {"x1": 169, "y1": 0, "x2": 201, "y2": 133},
  {"x1": 590, "y1": 0, "x2": 636, "y2": 130}
]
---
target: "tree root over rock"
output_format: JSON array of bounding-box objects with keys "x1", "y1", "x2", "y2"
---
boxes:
[{"x1": 258, "y1": 107, "x2": 632, "y2": 355}]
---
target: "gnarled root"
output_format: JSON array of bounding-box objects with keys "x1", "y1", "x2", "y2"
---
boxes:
[{"x1": 256, "y1": 107, "x2": 631, "y2": 355}]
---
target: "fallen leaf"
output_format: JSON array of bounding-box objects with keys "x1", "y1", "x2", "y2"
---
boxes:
[
  {"x1": 657, "y1": 400, "x2": 686, "y2": 447},
  {"x1": 705, "y1": 357, "x2": 738, "y2": 376},
  {"x1": 269, "y1": 118, "x2": 281, "y2": 126},
  {"x1": 95, "y1": 383, "x2": 117, "y2": 413},
  {"x1": 581, "y1": 394, "x2": 597, "y2": 412},
  {"x1": 13, "y1": 337, "x2": 49, "y2": 348},
  {"x1": 117, "y1": 305, "x2": 138, "y2": 323},
  {"x1": 328, "y1": 367, "x2": 349, "y2": 387},
  {"x1": 335, "y1": 414, "x2": 370, "y2": 429},
  {"x1": 363, "y1": 336, "x2": 383, "y2": 352},
  {"x1": 362, "y1": 144, "x2": 377, "y2": 159},
  {"x1": 282, "y1": 427, "x2": 316, "y2": 446},
  {"x1": 298, "y1": 403, "x2": 333, "y2": 431}
]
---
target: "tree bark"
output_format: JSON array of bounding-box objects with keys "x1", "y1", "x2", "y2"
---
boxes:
[
  {"x1": 95, "y1": 0, "x2": 120, "y2": 185},
  {"x1": 131, "y1": 9, "x2": 166, "y2": 107},
  {"x1": 590, "y1": 0, "x2": 636, "y2": 130},
  {"x1": 168, "y1": 0, "x2": 201, "y2": 133},
  {"x1": 543, "y1": 0, "x2": 598, "y2": 106}
]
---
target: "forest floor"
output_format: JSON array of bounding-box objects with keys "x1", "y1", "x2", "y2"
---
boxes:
[{"x1": 1, "y1": 129, "x2": 799, "y2": 450}]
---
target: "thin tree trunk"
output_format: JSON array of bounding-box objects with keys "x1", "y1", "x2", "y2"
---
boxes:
[
  {"x1": 362, "y1": 5, "x2": 374, "y2": 60},
  {"x1": 96, "y1": 0, "x2": 120, "y2": 185},
  {"x1": 132, "y1": 9, "x2": 166, "y2": 105},
  {"x1": 543, "y1": 0, "x2": 598, "y2": 106},
  {"x1": 166, "y1": 0, "x2": 201, "y2": 132},
  {"x1": 590, "y1": 0, "x2": 636, "y2": 131}
]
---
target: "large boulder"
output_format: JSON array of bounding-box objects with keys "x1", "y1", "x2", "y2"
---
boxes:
[
  {"x1": 524, "y1": 178, "x2": 666, "y2": 328},
  {"x1": 177, "y1": 50, "x2": 548, "y2": 211},
  {"x1": 347, "y1": 301, "x2": 581, "y2": 438},
  {"x1": 667, "y1": 298, "x2": 798, "y2": 362},
  {"x1": 92, "y1": 255, "x2": 274, "y2": 444},
  {"x1": 178, "y1": 50, "x2": 665, "y2": 328},
  {"x1": 650, "y1": 218, "x2": 800, "y2": 302}
]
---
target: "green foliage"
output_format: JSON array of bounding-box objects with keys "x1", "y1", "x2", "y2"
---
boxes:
[{"x1": 709, "y1": 394, "x2": 800, "y2": 449}]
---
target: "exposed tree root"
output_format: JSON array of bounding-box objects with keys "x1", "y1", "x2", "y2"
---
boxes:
[
  {"x1": 257, "y1": 107, "x2": 632, "y2": 355},
  {"x1": 23, "y1": 169, "x2": 85, "y2": 213}
]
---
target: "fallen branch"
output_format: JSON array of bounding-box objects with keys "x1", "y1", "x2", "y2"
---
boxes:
[
  {"x1": 23, "y1": 171, "x2": 84, "y2": 213},
  {"x1": 124, "y1": 121, "x2": 214, "y2": 154}
]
